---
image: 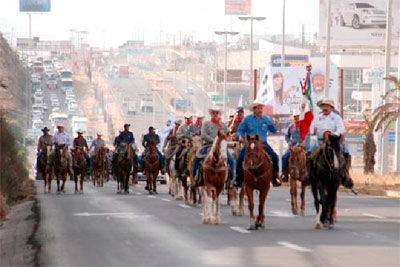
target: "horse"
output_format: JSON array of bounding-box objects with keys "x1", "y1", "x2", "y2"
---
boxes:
[
  {"x1": 201, "y1": 131, "x2": 228, "y2": 225},
  {"x1": 242, "y1": 135, "x2": 272, "y2": 230},
  {"x1": 71, "y1": 147, "x2": 87, "y2": 193},
  {"x1": 175, "y1": 137, "x2": 191, "y2": 202},
  {"x1": 187, "y1": 134, "x2": 203, "y2": 206},
  {"x1": 92, "y1": 147, "x2": 107, "y2": 187},
  {"x1": 309, "y1": 133, "x2": 344, "y2": 229},
  {"x1": 143, "y1": 140, "x2": 160, "y2": 194},
  {"x1": 288, "y1": 145, "x2": 307, "y2": 215},
  {"x1": 52, "y1": 144, "x2": 69, "y2": 193},
  {"x1": 40, "y1": 145, "x2": 53, "y2": 193},
  {"x1": 114, "y1": 142, "x2": 133, "y2": 194}
]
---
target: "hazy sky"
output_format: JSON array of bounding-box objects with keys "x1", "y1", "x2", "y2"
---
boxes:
[{"x1": 0, "y1": 0, "x2": 318, "y2": 47}]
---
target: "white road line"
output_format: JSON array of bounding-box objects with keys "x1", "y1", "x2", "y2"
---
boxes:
[
  {"x1": 230, "y1": 226, "x2": 251, "y2": 234},
  {"x1": 148, "y1": 195, "x2": 157, "y2": 199},
  {"x1": 277, "y1": 241, "x2": 311, "y2": 252},
  {"x1": 269, "y1": 211, "x2": 297, "y2": 218},
  {"x1": 135, "y1": 192, "x2": 143, "y2": 195},
  {"x1": 363, "y1": 213, "x2": 386, "y2": 220},
  {"x1": 161, "y1": 198, "x2": 171, "y2": 202},
  {"x1": 178, "y1": 204, "x2": 192, "y2": 209}
]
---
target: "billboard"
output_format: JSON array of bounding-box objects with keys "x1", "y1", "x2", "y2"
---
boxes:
[
  {"x1": 270, "y1": 54, "x2": 309, "y2": 67},
  {"x1": 318, "y1": 0, "x2": 400, "y2": 47},
  {"x1": 20, "y1": 0, "x2": 51, "y2": 12},
  {"x1": 225, "y1": 0, "x2": 251, "y2": 15},
  {"x1": 257, "y1": 66, "x2": 338, "y2": 115}
]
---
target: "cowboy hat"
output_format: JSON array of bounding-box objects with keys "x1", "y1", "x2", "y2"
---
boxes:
[
  {"x1": 96, "y1": 132, "x2": 103, "y2": 136},
  {"x1": 236, "y1": 106, "x2": 244, "y2": 112},
  {"x1": 77, "y1": 129, "x2": 85, "y2": 134},
  {"x1": 292, "y1": 109, "x2": 301, "y2": 117},
  {"x1": 41, "y1": 127, "x2": 50, "y2": 132},
  {"x1": 184, "y1": 112, "x2": 192, "y2": 119},
  {"x1": 56, "y1": 124, "x2": 64, "y2": 128},
  {"x1": 195, "y1": 111, "x2": 205, "y2": 118},
  {"x1": 123, "y1": 123, "x2": 131, "y2": 128},
  {"x1": 229, "y1": 110, "x2": 236, "y2": 117},
  {"x1": 250, "y1": 99, "x2": 264, "y2": 110},
  {"x1": 317, "y1": 98, "x2": 335, "y2": 108},
  {"x1": 208, "y1": 105, "x2": 222, "y2": 113}
]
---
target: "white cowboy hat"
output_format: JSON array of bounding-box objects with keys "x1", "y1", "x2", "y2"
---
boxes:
[
  {"x1": 250, "y1": 99, "x2": 264, "y2": 110},
  {"x1": 208, "y1": 105, "x2": 222, "y2": 113},
  {"x1": 195, "y1": 111, "x2": 205, "y2": 118},
  {"x1": 292, "y1": 109, "x2": 301, "y2": 117},
  {"x1": 317, "y1": 98, "x2": 335, "y2": 108},
  {"x1": 229, "y1": 110, "x2": 236, "y2": 117},
  {"x1": 77, "y1": 129, "x2": 85, "y2": 134},
  {"x1": 184, "y1": 112, "x2": 192, "y2": 118},
  {"x1": 56, "y1": 124, "x2": 64, "y2": 128},
  {"x1": 97, "y1": 132, "x2": 103, "y2": 136}
]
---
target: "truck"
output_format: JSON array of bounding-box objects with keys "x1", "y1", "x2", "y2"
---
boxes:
[
  {"x1": 71, "y1": 116, "x2": 88, "y2": 136},
  {"x1": 118, "y1": 65, "x2": 129, "y2": 78},
  {"x1": 127, "y1": 101, "x2": 137, "y2": 115}
]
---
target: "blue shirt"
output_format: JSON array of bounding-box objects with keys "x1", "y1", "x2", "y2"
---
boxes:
[
  {"x1": 237, "y1": 114, "x2": 277, "y2": 143},
  {"x1": 117, "y1": 131, "x2": 135, "y2": 145},
  {"x1": 285, "y1": 123, "x2": 302, "y2": 145}
]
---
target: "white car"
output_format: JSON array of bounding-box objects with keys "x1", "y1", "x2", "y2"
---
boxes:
[
  {"x1": 51, "y1": 101, "x2": 60, "y2": 108},
  {"x1": 340, "y1": 2, "x2": 386, "y2": 29}
]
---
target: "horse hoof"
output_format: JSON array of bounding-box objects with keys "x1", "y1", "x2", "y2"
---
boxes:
[
  {"x1": 202, "y1": 217, "x2": 210, "y2": 224},
  {"x1": 214, "y1": 217, "x2": 221, "y2": 225},
  {"x1": 300, "y1": 210, "x2": 305, "y2": 216},
  {"x1": 323, "y1": 221, "x2": 330, "y2": 228},
  {"x1": 292, "y1": 209, "x2": 298, "y2": 215},
  {"x1": 149, "y1": 191, "x2": 153, "y2": 195},
  {"x1": 315, "y1": 222, "x2": 322, "y2": 229},
  {"x1": 176, "y1": 196, "x2": 183, "y2": 201},
  {"x1": 256, "y1": 222, "x2": 265, "y2": 229},
  {"x1": 153, "y1": 191, "x2": 158, "y2": 195},
  {"x1": 247, "y1": 224, "x2": 257, "y2": 231},
  {"x1": 239, "y1": 210, "x2": 245, "y2": 216},
  {"x1": 328, "y1": 224, "x2": 335, "y2": 230}
]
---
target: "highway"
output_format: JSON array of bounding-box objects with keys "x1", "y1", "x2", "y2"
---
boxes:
[{"x1": 36, "y1": 180, "x2": 400, "y2": 266}]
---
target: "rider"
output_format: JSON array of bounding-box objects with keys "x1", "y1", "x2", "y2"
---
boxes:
[
  {"x1": 304, "y1": 98, "x2": 353, "y2": 188},
  {"x1": 36, "y1": 127, "x2": 53, "y2": 170},
  {"x1": 112, "y1": 124, "x2": 136, "y2": 167},
  {"x1": 49, "y1": 124, "x2": 73, "y2": 176},
  {"x1": 281, "y1": 110, "x2": 310, "y2": 182},
  {"x1": 73, "y1": 129, "x2": 91, "y2": 168},
  {"x1": 175, "y1": 112, "x2": 193, "y2": 171},
  {"x1": 163, "y1": 120, "x2": 182, "y2": 173},
  {"x1": 234, "y1": 100, "x2": 282, "y2": 187},
  {"x1": 191, "y1": 106, "x2": 234, "y2": 181},
  {"x1": 182, "y1": 111, "x2": 205, "y2": 173},
  {"x1": 89, "y1": 132, "x2": 106, "y2": 157},
  {"x1": 229, "y1": 107, "x2": 245, "y2": 136},
  {"x1": 141, "y1": 126, "x2": 165, "y2": 173}
]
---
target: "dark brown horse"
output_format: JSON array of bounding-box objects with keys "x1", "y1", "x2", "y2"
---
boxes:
[
  {"x1": 201, "y1": 131, "x2": 228, "y2": 225},
  {"x1": 92, "y1": 147, "x2": 107, "y2": 187},
  {"x1": 143, "y1": 140, "x2": 160, "y2": 194},
  {"x1": 243, "y1": 135, "x2": 272, "y2": 230},
  {"x1": 40, "y1": 145, "x2": 53, "y2": 193},
  {"x1": 52, "y1": 144, "x2": 69, "y2": 193},
  {"x1": 114, "y1": 143, "x2": 133, "y2": 194},
  {"x1": 71, "y1": 147, "x2": 87, "y2": 193},
  {"x1": 288, "y1": 145, "x2": 307, "y2": 215}
]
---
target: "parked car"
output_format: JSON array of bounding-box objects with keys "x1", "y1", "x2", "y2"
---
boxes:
[{"x1": 339, "y1": 2, "x2": 386, "y2": 29}]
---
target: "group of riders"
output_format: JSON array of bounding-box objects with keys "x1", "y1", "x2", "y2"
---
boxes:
[{"x1": 36, "y1": 97, "x2": 354, "y2": 191}]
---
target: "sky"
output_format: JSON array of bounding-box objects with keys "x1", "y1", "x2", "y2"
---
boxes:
[{"x1": 0, "y1": 0, "x2": 319, "y2": 48}]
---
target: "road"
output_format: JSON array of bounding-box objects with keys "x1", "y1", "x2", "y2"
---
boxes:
[{"x1": 36, "y1": 181, "x2": 400, "y2": 266}]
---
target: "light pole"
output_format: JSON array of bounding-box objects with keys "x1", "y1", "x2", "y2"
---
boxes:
[
  {"x1": 238, "y1": 16, "x2": 266, "y2": 102},
  {"x1": 214, "y1": 31, "x2": 239, "y2": 119}
]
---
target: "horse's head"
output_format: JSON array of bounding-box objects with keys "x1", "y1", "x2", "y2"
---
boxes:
[
  {"x1": 328, "y1": 134, "x2": 341, "y2": 152},
  {"x1": 191, "y1": 134, "x2": 202, "y2": 151},
  {"x1": 289, "y1": 145, "x2": 306, "y2": 178},
  {"x1": 43, "y1": 144, "x2": 52, "y2": 156},
  {"x1": 245, "y1": 135, "x2": 263, "y2": 168},
  {"x1": 147, "y1": 139, "x2": 157, "y2": 152},
  {"x1": 322, "y1": 133, "x2": 342, "y2": 171}
]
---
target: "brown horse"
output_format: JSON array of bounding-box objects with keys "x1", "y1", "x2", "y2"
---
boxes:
[
  {"x1": 187, "y1": 134, "x2": 202, "y2": 206},
  {"x1": 92, "y1": 147, "x2": 107, "y2": 187},
  {"x1": 115, "y1": 143, "x2": 133, "y2": 194},
  {"x1": 143, "y1": 140, "x2": 160, "y2": 194},
  {"x1": 201, "y1": 131, "x2": 228, "y2": 225},
  {"x1": 52, "y1": 144, "x2": 69, "y2": 193},
  {"x1": 71, "y1": 147, "x2": 87, "y2": 193},
  {"x1": 39, "y1": 145, "x2": 53, "y2": 193},
  {"x1": 288, "y1": 145, "x2": 307, "y2": 215},
  {"x1": 243, "y1": 135, "x2": 272, "y2": 230}
]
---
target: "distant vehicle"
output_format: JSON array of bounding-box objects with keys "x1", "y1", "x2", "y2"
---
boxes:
[
  {"x1": 127, "y1": 101, "x2": 137, "y2": 115},
  {"x1": 46, "y1": 78, "x2": 57, "y2": 89},
  {"x1": 33, "y1": 96, "x2": 44, "y2": 105},
  {"x1": 32, "y1": 118, "x2": 44, "y2": 129},
  {"x1": 43, "y1": 59, "x2": 53, "y2": 66},
  {"x1": 32, "y1": 66, "x2": 44, "y2": 77},
  {"x1": 71, "y1": 116, "x2": 89, "y2": 138},
  {"x1": 61, "y1": 79, "x2": 73, "y2": 92},
  {"x1": 59, "y1": 69, "x2": 72, "y2": 80},
  {"x1": 339, "y1": 2, "x2": 386, "y2": 29},
  {"x1": 49, "y1": 113, "x2": 68, "y2": 132},
  {"x1": 185, "y1": 87, "x2": 194, "y2": 95},
  {"x1": 32, "y1": 103, "x2": 44, "y2": 113},
  {"x1": 118, "y1": 65, "x2": 129, "y2": 78},
  {"x1": 140, "y1": 98, "x2": 153, "y2": 113}
]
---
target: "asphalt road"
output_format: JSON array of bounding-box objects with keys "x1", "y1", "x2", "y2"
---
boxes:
[{"x1": 36, "y1": 180, "x2": 400, "y2": 267}]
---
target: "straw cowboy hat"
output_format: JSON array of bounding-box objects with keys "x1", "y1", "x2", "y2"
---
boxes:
[
  {"x1": 208, "y1": 105, "x2": 222, "y2": 113},
  {"x1": 317, "y1": 98, "x2": 335, "y2": 108},
  {"x1": 229, "y1": 110, "x2": 236, "y2": 117},
  {"x1": 56, "y1": 124, "x2": 64, "y2": 128},
  {"x1": 195, "y1": 111, "x2": 205, "y2": 118},
  {"x1": 96, "y1": 132, "x2": 103, "y2": 136},
  {"x1": 184, "y1": 112, "x2": 192, "y2": 118},
  {"x1": 250, "y1": 99, "x2": 264, "y2": 110},
  {"x1": 77, "y1": 129, "x2": 85, "y2": 134},
  {"x1": 292, "y1": 108, "x2": 301, "y2": 117}
]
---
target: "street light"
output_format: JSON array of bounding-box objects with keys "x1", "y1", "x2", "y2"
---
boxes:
[
  {"x1": 214, "y1": 31, "x2": 239, "y2": 119},
  {"x1": 238, "y1": 16, "x2": 266, "y2": 102}
]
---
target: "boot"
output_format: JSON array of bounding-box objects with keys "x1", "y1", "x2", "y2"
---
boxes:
[
  {"x1": 272, "y1": 169, "x2": 281, "y2": 187},
  {"x1": 342, "y1": 154, "x2": 354, "y2": 189},
  {"x1": 281, "y1": 170, "x2": 289, "y2": 183}
]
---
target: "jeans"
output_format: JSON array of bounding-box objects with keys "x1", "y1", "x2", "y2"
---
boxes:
[
  {"x1": 84, "y1": 153, "x2": 90, "y2": 168},
  {"x1": 191, "y1": 146, "x2": 234, "y2": 181},
  {"x1": 282, "y1": 149, "x2": 290, "y2": 172}
]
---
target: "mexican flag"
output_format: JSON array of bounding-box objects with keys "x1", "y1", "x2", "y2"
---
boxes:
[{"x1": 299, "y1": 71, "x2": 314, "y2": 141}]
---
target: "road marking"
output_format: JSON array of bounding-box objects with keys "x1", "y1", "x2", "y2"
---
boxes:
[
  {"x1": 269, "y1": 211, "x2": 297, "y2": 218},
  {"x1": 148, "y1": 195, "x2": 157, "y2": 199},
  {"x1": 135, "y1": 192, "x2": 143, "y2": 195},
  {"x1": 363, "y1": 213, "x2": 386, "y2": 220},
  {"x1": 161, "y1": 198, "x2": 171, "y2": 202},
  {"x1": 178, "y1": 204, "x2": 192, "y2": 209},
  {"x1": 73, "y1": 212, "x2": 151, "y2": 220},
  {"x1": 230, "y1": 226, "x2": 251, "y2": 234},
  {"x1": 277, "y1": 241, "x2": 311, "y2": 252}
]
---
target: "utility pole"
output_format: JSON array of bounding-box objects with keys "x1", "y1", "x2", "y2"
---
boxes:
[
  {"x1": 324, "y1": 0, "x2": 332, "y2": 98},
  {"x1": 395, "y1": 33, "x2": 400, "y2": 172},
  {"x1": 281, "y1": 0, "x2": 286, "y2": 67},
  {"x1": 28, "y1": 13, "x2": 32, "y2": 39}
]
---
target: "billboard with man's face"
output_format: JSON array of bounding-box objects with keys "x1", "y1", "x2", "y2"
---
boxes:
[
  {"x1": 20, "y1": 0, "x2": 51, "y2": 12},
  {"x1": 318, "y1": 0, "x2": 400, "y2": 47}
]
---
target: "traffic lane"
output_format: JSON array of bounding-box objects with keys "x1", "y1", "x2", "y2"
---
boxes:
[{"x1": 37, "y1": 181, "x2": 203, "y2": 267}]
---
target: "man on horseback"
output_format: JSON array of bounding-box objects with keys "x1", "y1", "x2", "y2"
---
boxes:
[
  {"x1": 36, "y1": 127, "x2": 53, "y2": 172},
  {"x1": 192, "y1": 106, "x2": 234, "y2": 181},
  {"x1": 234, "y1": 100, "x2": 282, "y2": 187},
  {"x1": 141, "y1": 126, "x2": 165, "y2": 173},
  {"x1": 163, "y1": 120, "x2": 181, "y2": 173},
  {"x1": 73, "y1": 130, "x2": 91, "y2": 169},
  {"x1": 174, "y1": 112, "x2": 193, "y2": 172},
  {"x1": 182, "y1": 111, "x2": 205, "y2": 174},
  {"x1": 49, "y1": 124, "x2": 73, "y2": 176},
  {"x1": 112, "y1": 124, "x2": 136, "y2": 171},
  {"x1": 281, "y1": 110, "x2": 310, "y2": 182},
  {"x1": 228, "y1": 107, "x2": 245, "y2": 138},
  {"x1": 304, "y1": 98, "x2": 353, "y2": 188}
]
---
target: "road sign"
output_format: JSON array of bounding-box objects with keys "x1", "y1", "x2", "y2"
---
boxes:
[
  {"x1": 211, "y1": 95, "x2": 230, "y2": 102},
  {"x1": 388, "y1": 131, "x2": 395, "y2": 143}
]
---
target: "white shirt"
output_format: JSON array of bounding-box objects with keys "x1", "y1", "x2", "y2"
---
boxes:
[
  {"x1": 310, "y1": 112, "x2": 345, "y2": 140},
  {"x1": 53, "y1": 131, "x2": 72, "y2": 146}
]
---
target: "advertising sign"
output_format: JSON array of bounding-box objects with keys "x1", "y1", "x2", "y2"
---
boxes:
[
  {"x1": 270, "y1": 54, "x2": 309, "y2": 67},
  {"x1": 225, "y1": 0, "x2": 251, "y2": 15},
  {"x1": 363, "y1": 68, "x2": 384, "y2": 84},
  {"x1": 20, "y1": 0, "x2": 51, "y2": 12},
  {"x1": 257, "y1": 66, "x2": 338, "y2": 115},
  {"x1": 318, "y1": 0, "x2": 400, "y2": 47}
]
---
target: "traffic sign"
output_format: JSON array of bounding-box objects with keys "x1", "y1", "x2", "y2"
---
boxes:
[{"x1": 211, "y1": 95, "x2": 230, "y2": 102}]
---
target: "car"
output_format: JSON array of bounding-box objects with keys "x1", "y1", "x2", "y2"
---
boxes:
[
  {"x1": 34, "y1": 91, "x2": 43, "y2": 98},
  {"x1": 185, "y1": 87, "x2": 194, "y2": 95},
  {"x1": 339, "y1": 2, "x2": 386, "y2": 29},
  {"x1": 46, "y1": 78, "x2": 57, "y2": 89},
  {"x1": 51, "y1": 101, "x2": 60, "y2": 108},
  {"x1": 52, "y1": 107, "x2": 60, "y2": 113}
]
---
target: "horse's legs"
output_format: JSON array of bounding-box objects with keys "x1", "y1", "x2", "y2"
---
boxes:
[
  {"x1": 201, "y1": 187, "x2": 210, "y2": 224},
  {"x1": 74, "y1": 172, "x2": 78, "y2": 193},
  {"x1": 215, "y1": 192, "x2": 221, "y2": 224},
  {"x1": 257, "y1": 188, "x2": 268, "y2": 229},
  {"x1": 238, "y1": 186, "x2": 245, "y2": 216},
  {"x1": 125, "y1": 172, "x2": 130, "y2": 193},
  {"x1": 300, "y1": 184, "x2": 306, "y2": 216},
  {"x1": 318, "y1": 183, "x2": 327, "y2": 226},
  {"x1": 290, "y1": 177, "x2": 298, "y2": 215},
  {"x1": 182, "y1": 177, "x2": 189, "y2": 203},
  {"x1": 311, "y1": 182, "x2": 321, "y2": 229},
  {"x1": 61, "y1": 173, "x2": 67, "y2": 192},
  {"x1": 327, "y1": 185, "x2": 338, "y2": 228},
  {"x1": 56, "y1": 173, "x2": 60, "y2": 192},
  {"x1": 246, "y1": 185, "x2": 256, "y2": 230},
  {"x1": 80, "y1": 173, "x2": 84, "y2": 192},
  {"x1": 153, "y1": 173, "x2": 157, "y2": 194}
]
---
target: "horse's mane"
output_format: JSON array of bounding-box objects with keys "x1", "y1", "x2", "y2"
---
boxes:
[{"x1": 205, "y1": 134, "x2": 227, "y2": 162}]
